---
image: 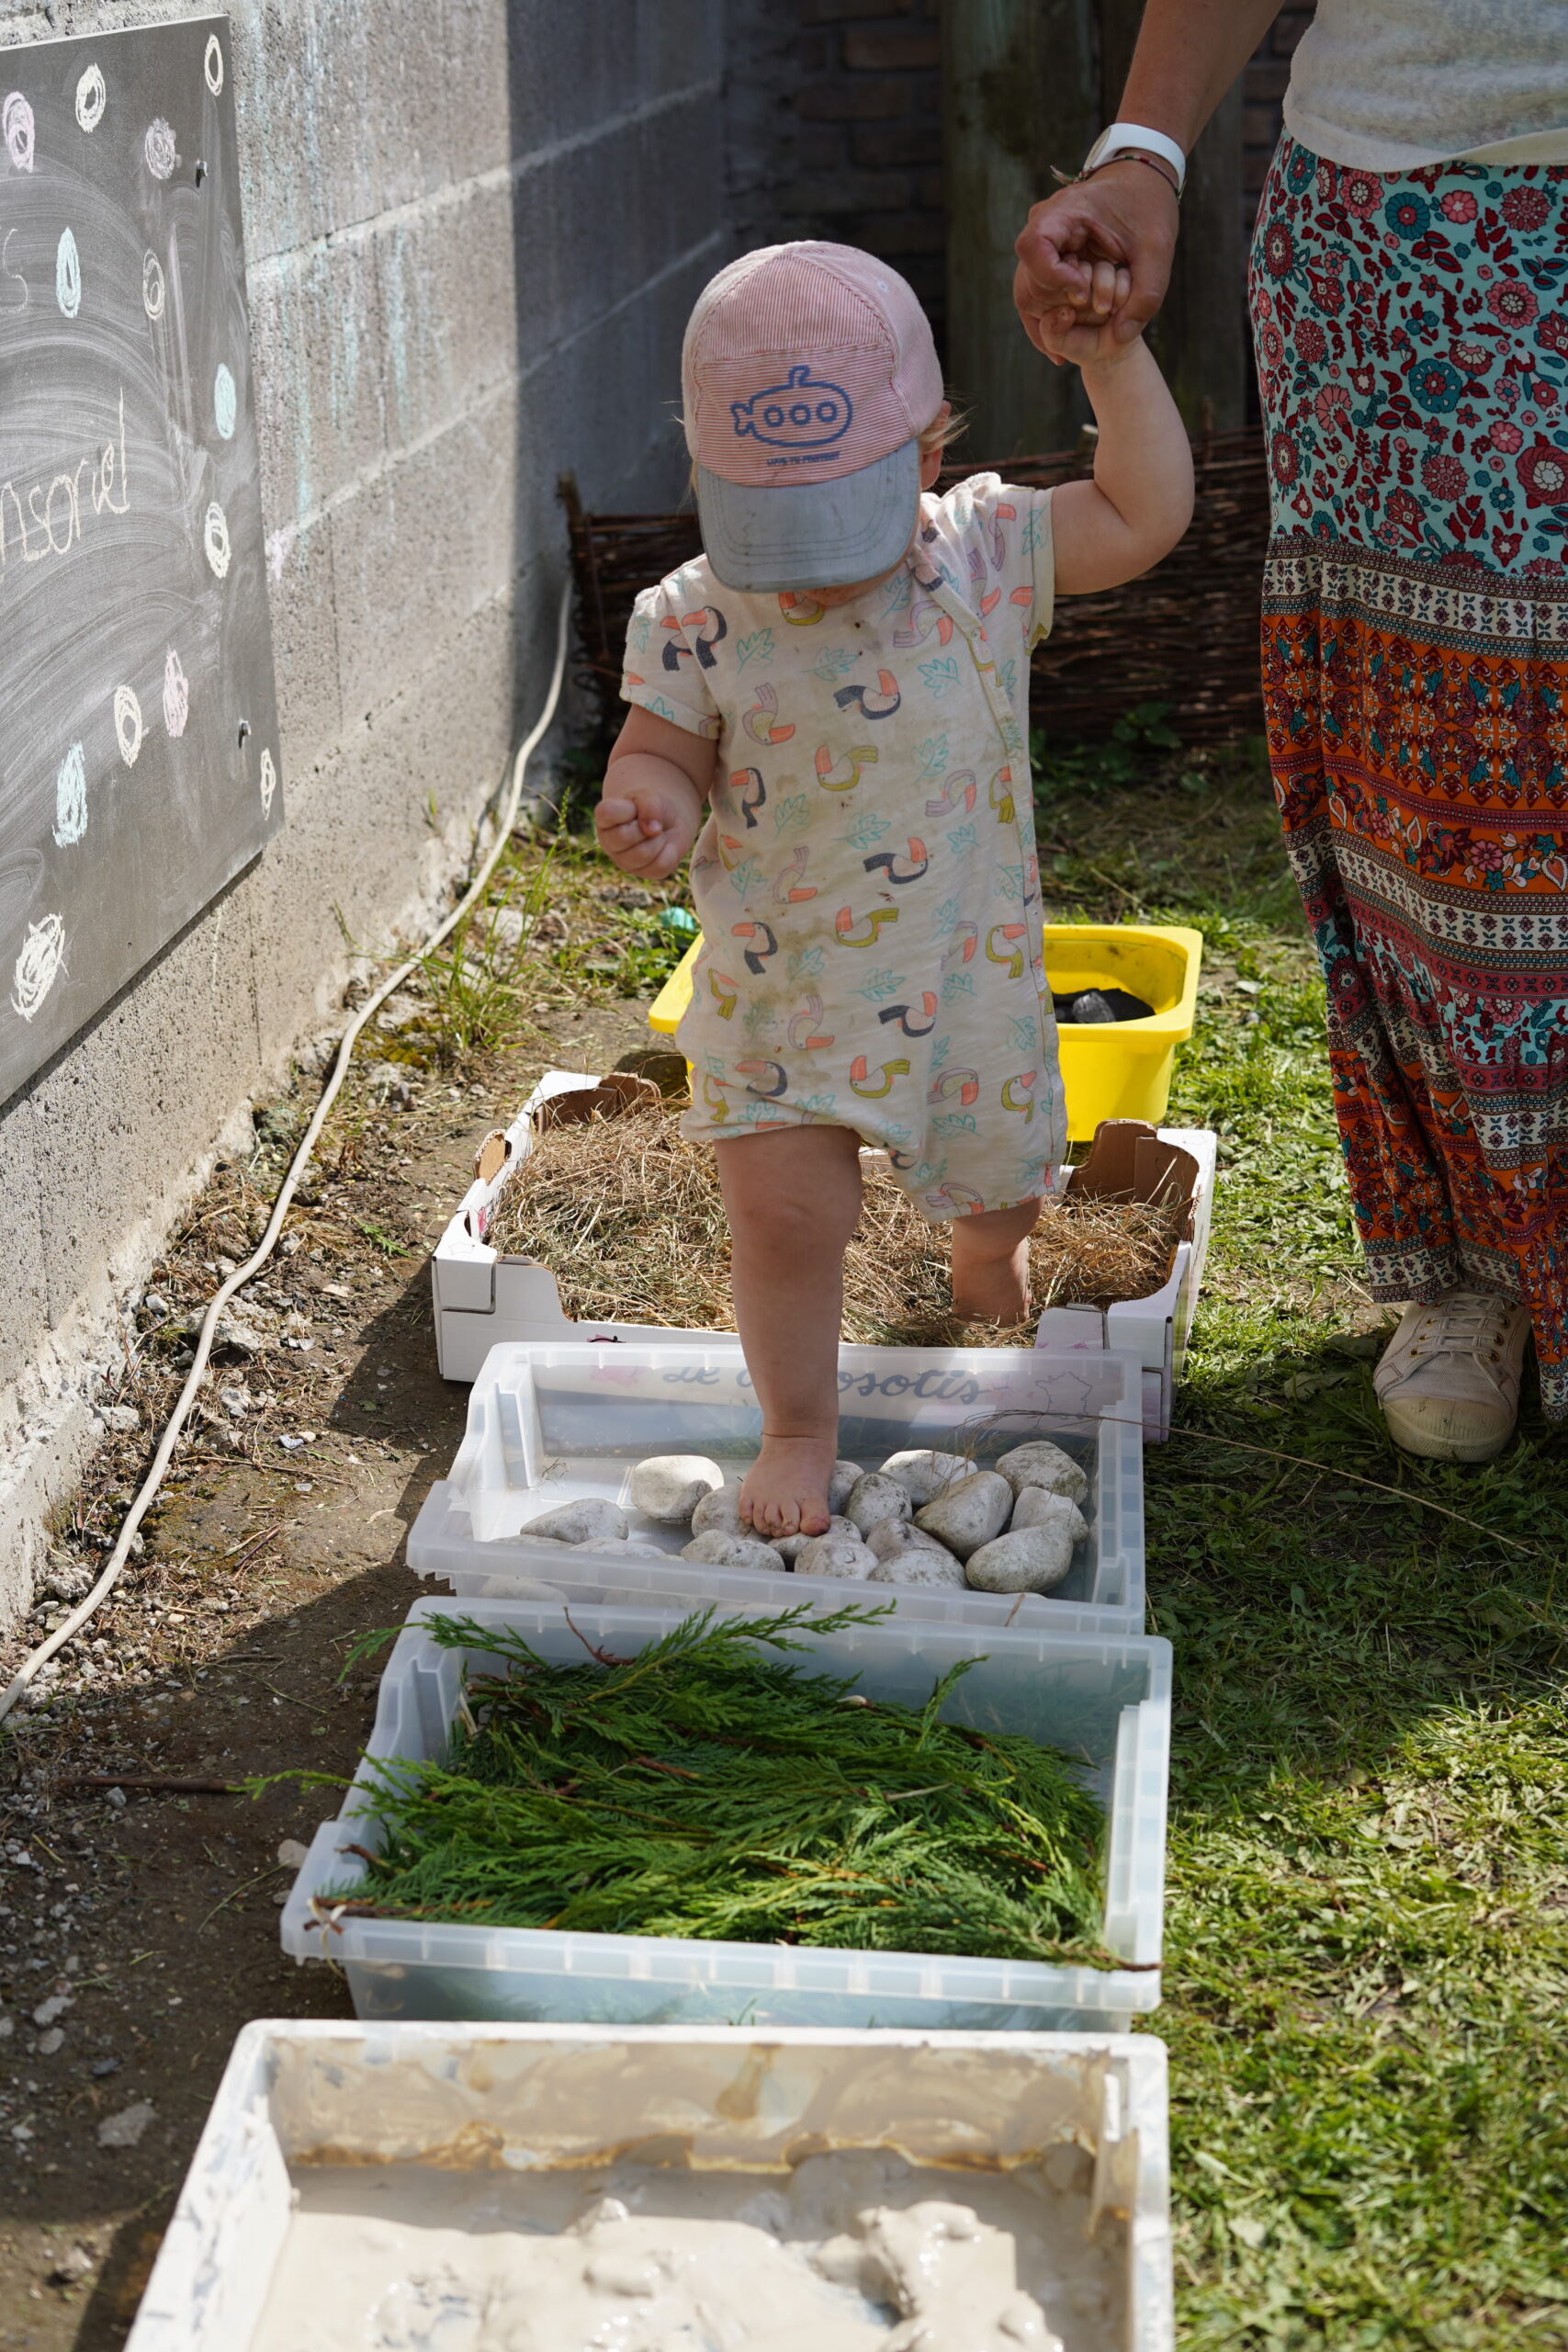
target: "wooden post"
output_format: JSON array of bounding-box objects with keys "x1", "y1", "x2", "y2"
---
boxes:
[
  {"x1": 1100, "y1": 1, "x2": 1246, "y2": 432},
  {"x1": 942, "y1": 1, "x2": 1100, "y2": 459}
]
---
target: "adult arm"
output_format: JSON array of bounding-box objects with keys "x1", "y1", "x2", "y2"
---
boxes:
[{"x1": 1013, "y1": 0, "x2": 1281, "y2": 349}]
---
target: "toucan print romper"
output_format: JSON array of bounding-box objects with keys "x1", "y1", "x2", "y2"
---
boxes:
[{"x1": 621, "y1": 472, "x2": 1065, "y2": 1222}]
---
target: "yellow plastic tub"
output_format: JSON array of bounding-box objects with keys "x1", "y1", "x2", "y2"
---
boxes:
[
  {"x1": 1045, "y1": 923, "x2": 1203, "y2": 1140},
  {"x1": 648, "y1": 937, "x2": 701, "y2": 1043},
  {"x1": 650, "y1": 924, "x2": 1203, "y2": 1142}
]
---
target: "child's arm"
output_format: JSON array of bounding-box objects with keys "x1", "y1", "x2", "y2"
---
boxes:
[
  {"x1": 1043, "y1": 299, "x2": 1195, "y2": 595},
  {"x1": 594, "y1": 707, "x2": 717, "y2": 882}
]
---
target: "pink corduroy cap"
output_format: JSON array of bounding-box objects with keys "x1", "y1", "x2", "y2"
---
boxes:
[{"x1": 682, "y1": 242, "x2": 944, "y2": 594}]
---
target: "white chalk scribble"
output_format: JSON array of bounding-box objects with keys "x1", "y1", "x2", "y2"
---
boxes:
[
  {"x1": 143, "y1": 117, "x2": 176, "y2": 181},
  {"x1": 3, "y1": 92, "x2": 34, "y2": 172},
  {"x1": 213, "y1": 361, "x2": 237, "y2": 440},
  {"x1": 204, "y1": 34, "x2": 224, "y2": 96},
  {"x1": 13, "y1": 915, "x2": 65, "y2": 1023},
  {"x1": 141, "y1": 249, "x2": 165, "y2": 322},
  {"x1": 55, "y1": 227, "x2": 80, "y2": 319},
  {"x1": 52, "y1": 743, "x2": 86, "y2": 846},
  {"x1": 163, "y1": 648, "x2": 189, "y2": 738},
  {"x1": 258, "y1": 747, "x2": 277, "y2": 820},
  {"x1": 203, "y1": 501, "x2": 231, "y2": 579},
  {"x1": 113, "y1": 684, "x2": 144, "y2": 768},
  {"x1": 74, "y1": 64, "x2": 107, "y2": 134}
]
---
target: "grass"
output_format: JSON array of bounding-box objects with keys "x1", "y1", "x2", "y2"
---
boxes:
[{"x1": 1038, "y1": 744, "x2": 1568, "y2": 2346}]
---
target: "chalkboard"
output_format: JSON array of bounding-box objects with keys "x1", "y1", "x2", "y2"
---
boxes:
[{"x1": 0, "y1": 15, "x2": 280, "y2": 1105}]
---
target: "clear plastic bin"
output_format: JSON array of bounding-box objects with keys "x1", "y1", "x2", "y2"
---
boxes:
[
  {"x1": 281, "y1": 1596, "x2": 1170, "y2": 2032},
  {"x1": 126, "y1": 2020, "x2": 1173, "y2": 2352},
  {"x1": 411, "y1": 1338, "x2": 1146, "y2": 1635}
]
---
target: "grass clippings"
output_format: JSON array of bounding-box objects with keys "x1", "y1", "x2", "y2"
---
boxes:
[
  {"x1": 485, "y1": 1093, "x2": 1183, "y2": 1341},
  {"x1": 298, "y1": 1603, "x2": 1108, "y2": 1962}
]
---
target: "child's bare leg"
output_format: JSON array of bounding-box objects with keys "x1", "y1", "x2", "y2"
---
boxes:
[
  {"x1": 713, "y1": 1125, "x2": 863, "y2": 1538},
  {"x1": 950, "y1": 1198, "x2": 1043, "y2": 1323}
]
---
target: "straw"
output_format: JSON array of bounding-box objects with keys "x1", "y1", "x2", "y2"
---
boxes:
[{"x1": 485, "y1": 1098, "x2": 1184, "y2": 1342}]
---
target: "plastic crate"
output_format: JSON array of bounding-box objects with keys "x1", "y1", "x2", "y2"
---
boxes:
[
  {"x1": 125, "y1": 2020, "x2": 1173, "y2": 2352},
  {"x1": 409, "y1": 1336, "x2": 1145, "y2": 1635},
  {"x1": 429, "y1": 1072, "x2": 1213, "y2": 1442},
  {"x1": 280, "y1": 1595, "x2": 1170, "y2": 2032}
]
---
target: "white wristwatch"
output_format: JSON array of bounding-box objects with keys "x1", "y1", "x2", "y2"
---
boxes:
[{"x1": 1082, "y1": 120, "x2": 1187, "y2": 195}]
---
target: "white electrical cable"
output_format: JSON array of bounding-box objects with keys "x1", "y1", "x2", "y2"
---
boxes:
[{"x1": 0, "y1": 580, "x2": 573, "y2": 1725}]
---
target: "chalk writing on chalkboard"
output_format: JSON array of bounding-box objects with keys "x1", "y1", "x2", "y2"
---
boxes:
[{"x1": 0, "y1": 14, "x2": 281, "y2": 1105}]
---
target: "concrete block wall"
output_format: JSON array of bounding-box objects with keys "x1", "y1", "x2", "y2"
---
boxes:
[{"x1": 0, "y1": 0, "x2": 727, "y2": 1624}]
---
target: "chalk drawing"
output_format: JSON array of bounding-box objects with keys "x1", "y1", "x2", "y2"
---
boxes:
[
  {"x1": 3, "y1": 92, "x2": 34, "y2": 172},
  {"x1": 1, "y1": 228, "x2": 25, "y2": 315},
  {"x1": 74, "y1": 64, "x2": 107, "y2": 134},
  {"x1": 55, "y1": 228, "x2": 81, "y2": 319},
  {"x1": 113, "y1": 684, "x2": 144, "y2": 767},
  {"x1": 163, "y1": 648, "x2": 189, "y2": 738},
  {"x1": 52, "y1": 743, "x2": 86, "y2": 846},
  {"x1": 204, "y1": 34, "x2": 224, "y2": 95},
  {"x1": 203, "y1": 501, "x2": 231, "y2": 579},
  {"x1": 141, "y1": 249, "x2": 165, "y2": 322},
  {"x1": 258, "y1": 748, "x2": 277, "y2": 820},
  {"x1": 13, "y1": 915, "x2": 65, "y2": 1022},
  {"x1": 213, "y1": 361, "x2": 236, "y2": 440},
  {"x1": 143, "y1": 118, "x2": 176, "y2": 181}
]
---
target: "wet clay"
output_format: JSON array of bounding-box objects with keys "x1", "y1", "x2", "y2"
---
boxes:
[{"x1": 248, "y1": 2146, "x2": 1124, "y2": 2352}]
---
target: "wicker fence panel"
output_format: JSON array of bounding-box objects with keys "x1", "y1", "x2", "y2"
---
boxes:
[{"x1": 562, "y1": 426, "x2": 1269, "y2": 751}]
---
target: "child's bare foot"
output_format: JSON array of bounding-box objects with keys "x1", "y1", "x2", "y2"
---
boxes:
[{"x1": 741, "y1": 1434, "x2": 837, "y2": 1539}]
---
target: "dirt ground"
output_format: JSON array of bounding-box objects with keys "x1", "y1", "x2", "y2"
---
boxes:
[{"x1": 0, "y1": 986, "x2": 656, "y2": 2348}]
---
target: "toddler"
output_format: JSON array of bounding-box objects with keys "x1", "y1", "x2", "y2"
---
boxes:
[{"x1": 596, "y1": 242, "x2": 1192, "y2": 1538}]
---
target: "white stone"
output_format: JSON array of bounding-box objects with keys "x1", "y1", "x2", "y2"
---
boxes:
[
  {"x1": 826, "y1": 1460, "x2": 864, "y2": 1513},
  {"x1": 690, "y1": 1482, "x2": 747, "y2": 1537},
  {"x1": 964, "y1": 1523, "x2": 1077, "y2": 1594},
  {"x1": 773, "y1": 1516, "x2": 857, "y2": 1565},
  {"x1": 843, "y1": 1472, "x2": 911, "y2": 1537},
  {"x1": 680, "y1": 1531, "x2": 786, "y2": 1573},
  {"x1": 994, "y1": 1440, "x2": 1089, "y2": 1504},
  {"x1": 914, "y1": 1469, "x2": 1012, "y2": 1559},
  {"x1": 866, "y1": 1518, "x2": 962, "y2": 1570},
  {"x1": 878, "y1": 1448, "x2": 970, "y2": 1506},
  {"x1": 37, "y1": 2027, "x2": 64, "y2": 2055},
  {"x1": 629, "y1": 1455, "x2": 727, "y2": 1524},
  {"x1": 518, "y1": 1498, "x2": 627, "y2": 1545},
  {"x1": 794, "y1": 1532, "x2": 877, "y2": 1580},
  {"x1": 1010, "y1": 1486, "x2": 1089, "y2": 1543},
  {"x1": 868, "y1": 1536, "x2": 965, "y2": 1589},
  {"x1": 97, "y1": 2100, "x2": 155, "y2": 2150}
]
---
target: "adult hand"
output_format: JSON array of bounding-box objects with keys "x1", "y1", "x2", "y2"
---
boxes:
[{"x1": 1013, "y1": 162, "x2": 1179, "y2": 356}]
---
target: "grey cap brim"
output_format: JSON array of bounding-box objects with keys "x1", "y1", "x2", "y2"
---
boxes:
[{"x1": 695, "y1": 439, "x2": 920, "y2": 594}]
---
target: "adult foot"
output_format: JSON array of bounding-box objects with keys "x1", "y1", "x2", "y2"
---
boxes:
[
  {"x1": 1373, "y1": 1291, "x2": 1530, "y2": 1462},
  {"x1": 740, "y1": 1434, "x2": 837, "y2": 1539}
]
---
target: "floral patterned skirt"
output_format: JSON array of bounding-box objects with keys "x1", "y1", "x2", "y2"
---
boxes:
[{"x1": 1252, "y1": 138, "x2": 1568, "y2": 1411}]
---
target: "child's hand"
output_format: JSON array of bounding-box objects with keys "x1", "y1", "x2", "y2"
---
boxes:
[
  {"x1": 594, "y1": 772, "x2": 701, "y2": 880},
  {"x1": 1025, "y1": 258, "x2": 1134, "y2": 368}
]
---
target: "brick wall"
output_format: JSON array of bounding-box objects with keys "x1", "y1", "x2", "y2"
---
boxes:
[
  {"x1": 729, "y1": 1, "x2": 1316, "y2": 369},
  {"x1": 1244, "y1": 2, "x2": 1317, "y2": 239},
  {"x1": 733, "y1": 0, "x2": 946, "y2": 348}
]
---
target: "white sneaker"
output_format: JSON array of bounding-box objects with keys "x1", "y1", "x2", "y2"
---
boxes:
[{"x1": 1372, "y1": 1290, "x2": 1530, "y2": 1462}]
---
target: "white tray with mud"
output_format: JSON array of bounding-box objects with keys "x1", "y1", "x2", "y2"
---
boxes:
[
  {"x1": 280, "y1": 1596, "x2": 1169, "y2": 2033},
  {"x1": 408, "y1": 1338, "x2": 1145, "y2": 1636},
  {"x1": 125, "y1": 2022, "x2": 1173, "y2": 2352},
  {"x1": 430, "y1": 1070, "x2": 1213, "y2": 1444}
]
